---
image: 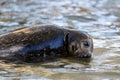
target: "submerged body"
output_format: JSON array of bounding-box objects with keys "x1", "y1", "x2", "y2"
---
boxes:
[{"x1": 0, "y1": 25, "x2": 93, "y2": 62}]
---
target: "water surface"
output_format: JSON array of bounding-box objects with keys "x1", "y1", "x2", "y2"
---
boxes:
[{"x1": 0, "y1": 0, "x2": 120, "y2": 80}]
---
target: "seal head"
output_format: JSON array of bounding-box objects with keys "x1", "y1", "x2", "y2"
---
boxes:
[{"x1": 65, "y1": 30, "x2": 93, "y2": 58}]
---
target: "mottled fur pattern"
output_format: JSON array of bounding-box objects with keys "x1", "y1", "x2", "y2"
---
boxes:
[{"x1": 0, "y1": 25, "x2": 93, "y2": 62}]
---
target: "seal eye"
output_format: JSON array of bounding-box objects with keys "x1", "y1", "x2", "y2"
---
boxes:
[{"x1": 83, "y1": 41, "x2": 89, "y2": 47}]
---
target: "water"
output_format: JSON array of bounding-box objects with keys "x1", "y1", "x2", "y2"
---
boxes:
[{"x1": 0, "y1": 0, "x2": 120, "y2": 80}]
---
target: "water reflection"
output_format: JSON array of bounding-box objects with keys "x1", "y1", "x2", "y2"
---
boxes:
[{"x1": 0, "y1": 0, "x2": 120, "y2": 80}]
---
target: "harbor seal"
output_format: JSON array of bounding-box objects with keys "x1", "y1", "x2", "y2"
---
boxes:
[{"x1": 0, "y1": 25, "x2": 93, "y2": 62}]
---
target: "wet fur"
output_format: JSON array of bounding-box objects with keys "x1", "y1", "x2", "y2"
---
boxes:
[{"x1": 0, "y1": 25, "x2": 93, "y2": 62}]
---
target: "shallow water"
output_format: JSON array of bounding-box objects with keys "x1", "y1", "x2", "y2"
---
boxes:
[{"x1": 0, "y1": 0, "x2": 120, "y2": 80}]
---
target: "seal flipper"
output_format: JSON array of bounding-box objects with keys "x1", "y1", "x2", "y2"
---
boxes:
[{"x1": 64, "y1": 32, "x2": 70, "y2": 56}]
